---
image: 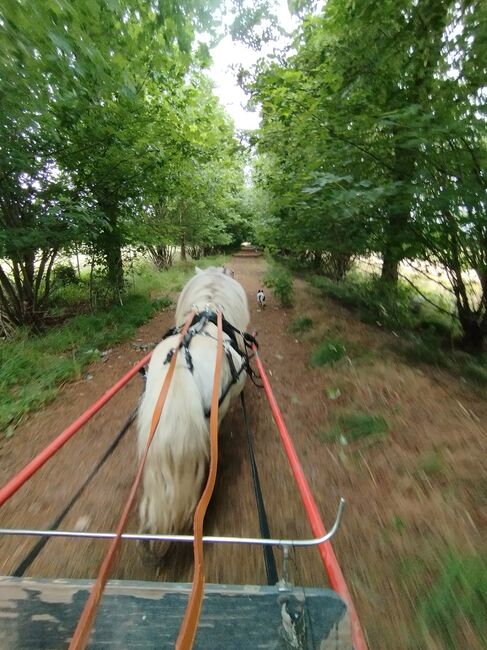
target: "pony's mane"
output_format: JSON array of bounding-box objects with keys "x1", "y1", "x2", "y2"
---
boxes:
[{"x1": 195, "y1": 265, "x2": 233, "y2": 276}]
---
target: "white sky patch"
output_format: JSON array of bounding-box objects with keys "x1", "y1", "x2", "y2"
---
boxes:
[{"x1": 208, "y1": 2, "x2": 299, "y2": 130}]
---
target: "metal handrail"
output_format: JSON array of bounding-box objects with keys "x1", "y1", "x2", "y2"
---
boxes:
[{"x1": 0, "y1": 498, "x2": 345, "y2": 548}]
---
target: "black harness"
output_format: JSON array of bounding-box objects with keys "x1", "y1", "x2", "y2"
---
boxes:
[{"x1": 160, "y1": 310, "x2": 259, "y2": 418}]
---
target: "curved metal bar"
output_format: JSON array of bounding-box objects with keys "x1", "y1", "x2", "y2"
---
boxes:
[{"x1": 0, "y1": 498, "x2": 345, "y2": 548}]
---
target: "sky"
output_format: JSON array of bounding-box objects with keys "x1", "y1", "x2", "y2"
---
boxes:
[{"x1": 208, "y1": 3, "x2": 298, "y2": 131}]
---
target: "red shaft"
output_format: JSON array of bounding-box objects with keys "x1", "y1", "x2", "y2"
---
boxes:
[
  {"x1": 252, "y1": 346, "x2": 368, "y2": 650},
  {"x1": 0, "y1": 352, "x2": 152, "y2": 508}
]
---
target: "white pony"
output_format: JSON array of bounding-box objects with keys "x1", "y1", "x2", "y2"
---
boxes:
[{"x1": 137, "y1": 266, "x2": 249, "y2": 556}]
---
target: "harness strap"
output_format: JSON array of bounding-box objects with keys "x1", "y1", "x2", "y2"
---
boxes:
[
  {"x1": 162, "y1": 311, "x2": 258, "y2": 356},
  {"x1": 68, "y1": 310, "x2": 196, "y2": 650},
  {"x1": 162, "y1": 310, "x2": 259, "y2": 419},
  {"x1": 203, "y1": 346, "x2": 246, "y2": 419},
  {"x1": 206, "y1": 312, "x2": 258, "y2": 352},
  {"x1": 224, "y1": 344, "x2": 239, "y2": 383},
  {"x1": 240, "y1": 391, "x2": 278, "y2": 585},
  {"x1": 176, "y1": 310, "x2": 224, "y2": 649}
]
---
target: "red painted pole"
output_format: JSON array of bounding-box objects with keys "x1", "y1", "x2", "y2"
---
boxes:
[
  {"x1": 252, "y1": 345, "x2": 368, "y2": 650},
  {"x1": 0, "y1": 352, "x2": 152, "y2": 508}
]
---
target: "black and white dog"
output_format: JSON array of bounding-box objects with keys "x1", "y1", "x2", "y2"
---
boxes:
[{"x1": 256, "y1": 288, "x2": 266, "y2": 309}]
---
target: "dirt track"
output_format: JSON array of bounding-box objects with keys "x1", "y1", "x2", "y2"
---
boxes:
[{"x1": 0, "y1": 256, "x2": 485, "y2": 649}]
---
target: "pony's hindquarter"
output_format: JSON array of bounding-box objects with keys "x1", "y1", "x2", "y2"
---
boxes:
[{"x1": 137, "y1": 338, "x2": 209, "y2": 555}]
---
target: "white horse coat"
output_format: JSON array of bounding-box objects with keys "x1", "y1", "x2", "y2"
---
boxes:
[{"x1": 137, "y1": 267, "x2": 249, "y2": 554}]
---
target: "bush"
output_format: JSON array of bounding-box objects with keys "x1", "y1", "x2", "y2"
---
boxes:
[
  {"x1": 462, "y1": 360, "x2": 487, "y2": 386},
  {"x1": 264, "y1": 266, "x2": 294, "y2": 307},
  {"x1": 311, "y1": 272, "x2": 463, "y2": 350},
  {"x1": 53, "y1": 264, "x2": 79, "y2": 285},
  {"x1": 289, "y1": 316, "x2": 313, "y2": 334},
  {"x1": 310, "y1": 338, "x2": 347, "y2": 367},
  {"x1": 397, "y1": 337, "x2": 487, "y2": 390}
]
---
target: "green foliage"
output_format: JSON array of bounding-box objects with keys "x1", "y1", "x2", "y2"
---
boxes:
[
  {"x1": 53, "y1": 265, "x2": 80, "y2": 286},
  {"x1": 398, "y1": 338, "x2": 449, "y2": 367},
  {"x1": 310, "y1": 269, "x2": 487, "y2": 387},
  {"x1": 311, "y1": 274, "x2": 415, "y2": 330},
  {"x1": 310, "y1": 339, "x2": 347, "y2": 367},
  {"x1": 311, "y1": 273, "x2": 454, "y2": 336},
  {"x1": 128, "y1": 261, "x2": 187, "y2": 296},
  {"x1": 0, "y1": 1, "x2": 251, "y2": 329},
  {"x1": 326, "y1": 411, "x2": 389, "y2": 443},
  {"x1": 264, "y1": 265, "x2": 294, "y2": 307},
  {"x1": 462, "y1": 361, "x2": 487, "y2": 387},
  {"x1": 49, "y1": 280, "x2": 89, "y2": 312},
  {"x1": 129, "y1": 253, "x2": 228, "y2": 297},
  {"x1": 325, "y1": 386, "x2": 342, "y2": 400},
  {"x1": 289, "y1": 316, "x2": 313, "y2": 334},
  {"x1": 250, "y1": 0, "x2": 487, "y2": 349},
  {"x1": 418, "y1": 552, "x2": 487, "y2": 649},
  {"x1": 398, "y1": 338, "x2": 487, "y2": 391}
]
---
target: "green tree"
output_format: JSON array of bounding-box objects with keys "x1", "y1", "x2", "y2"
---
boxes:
[
  {"x1": 250, "y1": 0, "x2": 487, "y2": 349},
  {"x1": 0, "y1": 0, "x2": 248, "y2": 325}
]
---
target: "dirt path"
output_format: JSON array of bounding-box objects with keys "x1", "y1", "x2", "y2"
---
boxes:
[{"x1": 0, "y1": 256, "x2": 485, "y2": 649}]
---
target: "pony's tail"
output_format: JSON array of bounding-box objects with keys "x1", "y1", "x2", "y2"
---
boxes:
[{"x1": 137, "y1": 363, "x2": 209, "y2": 557}]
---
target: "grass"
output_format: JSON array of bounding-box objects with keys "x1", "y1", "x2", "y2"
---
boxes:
[
  {"x1": 417, "y1": 552, "x2": 487, "y2": 649},
  {"x1": 0, "y1": 256, "x2": 226, "y2": 432},
  {"x1": 310, "y1": 338, "x2": 347, "y2": 367},
  {"x1": 398, "y1": 337, "x2": 487, "y2": 391},
  {"x1": 318, "y1": 410, "x2": 389, "y2": 444},
  {"x1": 127, "y1": 263, "x2": 188, "y2": 295},
  {"x1": 310, "y1": 271, "x2": 451, "y2": 334},
  {"x1": 0, "y1": 294, "x2": 169, "y2": 431},
  {"x1": 325, "y1": 386, "x2": 342, "y2": 400},
  {"x1": 462, "y1": 360, "x2": 487, "y2": 386},
  {"x1": 289, "y1": 316, "x2": 313, "y2": 334},
  {"x1": 310, "y1": 272, "x2": 487, "y2": 390},
  {"x1": 126, "y1": 254, "x2": 227, "y2": 296},
  {"x1": 416, "y1": 451, "x2": 445, "y2": 478}
]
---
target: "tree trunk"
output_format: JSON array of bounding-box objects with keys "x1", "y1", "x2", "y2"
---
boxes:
[
  {"x1": 458, "y1": 310, "x2": 486, "y2": 353},
  {"x1": 99, "y1": 200, "x2": 124, "y2": 298},
  {"x1": 148, "y1": 245, "x2": 175, "y2": 270},
  {"x1": 380, "y1": 142, "x2": 415, "y2": 286},
  {"x1": 75, "y1": 246, "x2": 81, "y2": 278},
  {"x1": 381, "y1": 225, "x2": 403, "y2": 285},
  {"x1": 180, "y1": 235, "x2": 187, "y2": 261},
  {"x1": 105, "y1": 240, "x2": 124, "y2": 295},
  {"x1": 0, "y1": 244, "x2": 59, "y2": 329},
  {"x1": 381, "y1": 0, "x2": 452, "y2": 286}
]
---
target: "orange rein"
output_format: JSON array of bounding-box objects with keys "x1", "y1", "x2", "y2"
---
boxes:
[
  {"x1": 176, "y1": 309, "x2": 224, "y2": 649},
  {"x1": 69, "y1": 309, "x2": 196, "y2": 650}
]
